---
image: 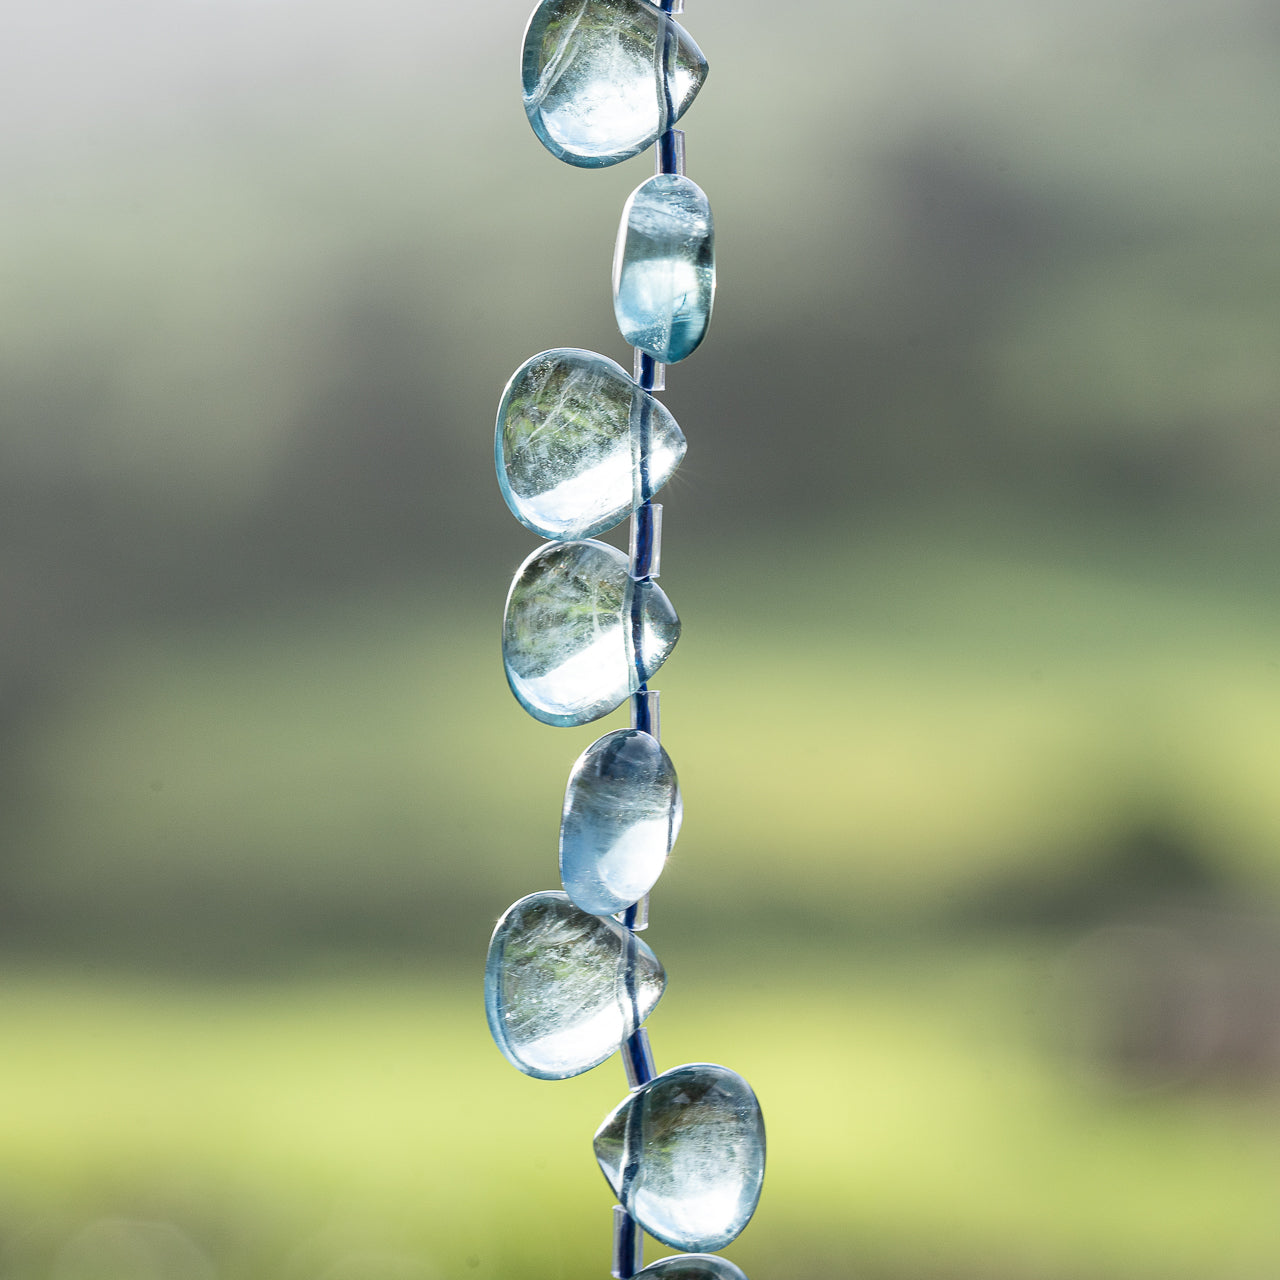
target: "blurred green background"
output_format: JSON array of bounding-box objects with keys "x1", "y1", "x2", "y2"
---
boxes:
[{"x1": 3, "y1": 0, "x2": 1280, "y2": 1276}]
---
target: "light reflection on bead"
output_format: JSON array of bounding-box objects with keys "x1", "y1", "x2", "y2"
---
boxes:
[
  {"x1": 594, "y1": 1063, "x2": 766, "y2": 1251},
  {"x1": 614, "y1": 175, "x2": 715, "y2": 364},
  {"x1": 496, "y1": 349, "x2": 686, "y2": 541},
  {"x1": 503, "y1": 540, "x2": 680, "y2": 727},
  {"x1": 485, "y1": 890, "x2": 666, "y2": 1079},
  {"x1": 560, "y1": 728, "x2": 681, "y2": 915},
  {"x1": 522, "y1": 0, "x2": 708, "y2": 167}
]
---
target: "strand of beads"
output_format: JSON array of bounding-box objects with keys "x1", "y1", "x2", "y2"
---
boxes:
[{"x1": 486, "y1": 3, "x2": 764, "y2": 1278}]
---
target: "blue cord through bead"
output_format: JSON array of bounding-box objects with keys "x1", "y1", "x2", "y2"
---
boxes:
[{"x1": 628, "y1": 358, "x2": 656, "y2": 695}]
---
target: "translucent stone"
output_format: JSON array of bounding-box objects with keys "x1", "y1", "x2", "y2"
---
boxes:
[
  {"x1": 614, "y1": 175, "x2": 715, "y2": 364},
  {"x1": 485, "y1": 890, "x2": 666, "y2": 1080},
  {"x1": 594, "y1": 1064, "x2": 766, "y2": 1252},
  {"x1": 636, "y1": 1258, "x2": 749, "y2": 1280},
  {"x1": 496, "y1": 349, "x2": 686, "y2": 541},
  {"x1": 522, "y1": 0, "x2": 708, "y2": 168},
  {"x1": 503, "y1": 540, "x2": 680, "y2": 727},
  {"x1": 560, "y1": 728, "x2": 682, "y2": 915}
]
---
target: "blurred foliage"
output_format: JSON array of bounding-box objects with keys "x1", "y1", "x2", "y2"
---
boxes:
[{"x1": 2, "y1": 0, "x2": 1280, "y2": 1276}]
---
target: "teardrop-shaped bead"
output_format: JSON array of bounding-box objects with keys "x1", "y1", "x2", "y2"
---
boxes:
[
  {"x1": 594, "y1": 1064, "x2": 765, "y2": 1251},
  {"x1": 496, "y1": 349, "x2": 687, "y2": 541},
  {"x1": 485, "y1": 891, "x2": 666, "y2": 1079},
  {"x1": 636, "y1": 1258, "x2": 749, "y2": 1280},
  {"x1": 614, "y1": 175, "x2": 715, "y2": 364},
  {"x1": 503, "y1": 540, "x2": 680, "y2": 727},
  {"x1": 522, "y1": 0, "x2": 709, "y2": 168},
  {"x1": 560, "y1": 728, "x2": 681, "y2": 915}
]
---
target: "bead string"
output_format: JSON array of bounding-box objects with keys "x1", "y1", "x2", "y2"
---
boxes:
[
  {"x1": 495, "y1": 2, "x2": 762, "y2": 1274},
  {"x1": 615, "y1": 3, "x2": 685, "y2": 1270}
]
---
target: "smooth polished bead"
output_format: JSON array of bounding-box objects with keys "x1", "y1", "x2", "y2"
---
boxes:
[
  {"x1": 503, "y1": 540, "x2": 680, "y2": 727},
  {"x1": 485, "y1": 891, "x2": 665, "y2": 1079},
  {"x1": 560, "y1": 728, "x2": 681, "y2": 915},
  {"x1": 496, "y1": 349, "x2": 686, "y2": 541},
  {"x1": 614, "y1": 175, "x2": 715, "y2": 364},
  {"x1": 637, "y1": 1257, "x2": 749, "y2": 1280},
  {"x1": 522, "y1": 0, "x2": 708, "y2": 167},
  {"x1": 594, "y1": 1063, "x2": 766, "y2": 1251}
]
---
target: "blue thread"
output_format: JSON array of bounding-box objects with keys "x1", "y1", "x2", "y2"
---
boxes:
[{"x1": 617, "y1": 4, "x2": 684, "y2": 1267}]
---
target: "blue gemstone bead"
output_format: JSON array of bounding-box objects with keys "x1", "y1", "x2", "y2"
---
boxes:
[
  {"x1": 485, "y1": 891, "x2": 666, "y2": 1080},
  {"x1": 594, "y1": 1063, "x2": 766, "y2": 1251},
  {"x1": 522, "y1": 0, "x2": 708, "y2": 168},
  {"x1": 613, "y1": 175, "x2": 715, "y2": 364},
  {"x1": 637, "y1": 1258, "x2": 749, "y2": 1280},
  {"x1": 496, "y1": 349, "x2": 687, "y2": 541},
  {"x1": 503, "y1": 540, "x2": 680, "y2": 727},
  {"x1": 560, "y1": 728, "x2": 681, "y2": 915}
]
